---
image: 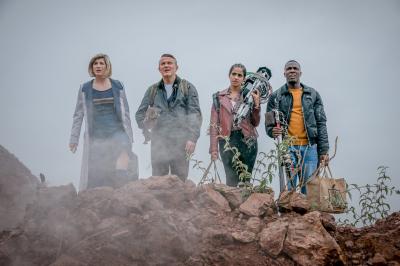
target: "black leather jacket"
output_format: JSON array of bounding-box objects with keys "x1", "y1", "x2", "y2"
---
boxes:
[{"x1": 265, "y1": 83, "x2": 329, "y2": 156}]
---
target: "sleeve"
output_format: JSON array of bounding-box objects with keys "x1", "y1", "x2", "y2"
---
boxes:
[
  {"x1": 119, "y1": 82, "x2": 134, "y2": 143},
  {"x1": 314, "y1": 91, "x2": 329, "y2": 156},
  {"x1": 186, "y1": 83, "x2": 203, "y2": 142},
  {"x1": 250, "y1": 106, "x2": 261, "y2": 127},
  {"x1": 209, "y1": 104, "x2": 219, "y2": 154},
  {"x1": 265, "y1": 92, "x2": 277, "y2": 138},
  {"x1": 135, "y1": 86, "x2": 152, "y2": 129},
  {"x1": 69, "y1": 86, "x2": 84, "y2": 145}
]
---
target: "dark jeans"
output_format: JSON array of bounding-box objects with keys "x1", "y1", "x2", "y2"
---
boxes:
[
  {"x1": 151, "y1": 136, "x2": 189, "y2": 181},
  {"x1": 219, "y1": 131, "x2": 258, "y2": 187}
]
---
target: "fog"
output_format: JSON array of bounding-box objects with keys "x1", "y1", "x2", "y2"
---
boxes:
[{"x1": 0, "y1": 0, "x2": 399, "y2": 210}]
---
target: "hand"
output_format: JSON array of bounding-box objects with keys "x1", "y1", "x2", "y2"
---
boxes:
[
  {"x1": 211, "y1": 151, "x2": 218, "y2": 161},
  {"x1": 185, "y1": 140, "x2": 196, "y2": 155},
  {"x1": 251, "y1": 90, "x2": 260, "y2": 109},
  {"x1": 319, "y1": 154, "x2": 329, "y2": 167},
  {"x1": 69, "y1": 143, "x2": 77, "y2": 153},
  {"x1": 272, "y1": 127, "x2": 283, "y2": 138}
]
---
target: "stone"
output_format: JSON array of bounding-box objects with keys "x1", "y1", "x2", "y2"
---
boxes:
[
  {"x1": 202, "y1": 185, "x2": 231, "y2": 212},
  {"x1": 212, "y1": 184, "x2": 244, "y2": 209},
  {"x1": 369, "y1": 253, "x2": 387, "y2": 266},
  {"x1": 246, "y1": 217, "x2": 262, "y2": 233},
  {"x1": 259, "y1": 219, "x2": 289, "y2": 257},
  {"x1": 239, "y1": 192, "x2": 275, "y2": 217},
  {"x1": 231, "y1": 230, "x2": 257, "y2": 243},
  {"x1": 278, "y1": 190, "x2": 310, "y2": 214},
  {"x1": 345, "y1": 240, "x2": 354, "y2": 249},
  {"x1": 320, "y1": 212, "x2": 336, "y2": 232},
  {"x1": 283, "y1": 211, "x2": 345, "y2": 265},
  {"x1": 0, "y1": 145, "x2": 39, "y2": 231}
]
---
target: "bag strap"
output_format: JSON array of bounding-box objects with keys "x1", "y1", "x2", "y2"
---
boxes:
[
  {"x1": 179, "y1": 79, "x2": 190, "y2": 114},
  {"x1": 149, "y1": 83, "x2": 159, "y2": 107},
  {"x1": 179, "y1": 79, "x2": 189, "y2": 97},
  {"x1": 200, "y1": 160, "x2": 213, "y2": 184},
  {"x1": 212, "y1": 161, "x2": 222, "y2": 183},
  {"x1": 312, "y1": 165, "x2": 333, "y2": 179},
  {"x1": 199, "y1": 160, "x2": 222, "y2": 184}
]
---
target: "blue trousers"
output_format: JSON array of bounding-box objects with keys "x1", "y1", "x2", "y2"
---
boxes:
[{"x1": 287, "y1": 145, "x2": 318, "y2": 194}]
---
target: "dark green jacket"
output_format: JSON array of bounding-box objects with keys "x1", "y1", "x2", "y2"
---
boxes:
[
  {"x1": 135, "y1": 76, "x2": 202, "y2": 142},
  {"x1": 265, "y1": 83, "x2": 329, "y2": 156}
]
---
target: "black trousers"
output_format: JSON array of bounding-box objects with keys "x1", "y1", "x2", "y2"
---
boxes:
[
  {"x1": 151, "y1": 135, "x2": 189, "y2": 181},
  {"x1": 219, "y1": 131, "x2": 258, "y2": 187}
]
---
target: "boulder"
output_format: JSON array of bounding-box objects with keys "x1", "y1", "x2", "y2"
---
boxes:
[
  {"x1": 212, "y1": 184, "x2": 244, "y2": 209},
  {"x1": 278, "y1": 190, "x2": 310, "y2": 214},
  {"x1": 0, "y1": 145, "x2": 38, "y2": 231},
  {"x1": 259, "y1": 218, "x2": 289, "y2": 257},
  {"x1": 239, "y1": 192, "x2": 275, "y2": 217},
  {"x1": 283, "y1": 211, "x2": 344, "y2": 265}
]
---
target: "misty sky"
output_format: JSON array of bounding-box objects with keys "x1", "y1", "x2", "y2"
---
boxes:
[{"x1": 1, "y1": 0, "x2": 399, "y2": 210}]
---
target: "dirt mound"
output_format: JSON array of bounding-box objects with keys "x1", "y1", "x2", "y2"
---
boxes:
[
  {"x1": 0, "y1": 175, "x2": 344, "y2": 265},
  {"x1": 0, "y1": 145, "x2": 399, "y2": 265},
  {"x1": 0, "y1": 145, "x2": 38, "y2": 231},
  {"x1": 336, "y1": 212, "x2": 400, "y2": 265}
]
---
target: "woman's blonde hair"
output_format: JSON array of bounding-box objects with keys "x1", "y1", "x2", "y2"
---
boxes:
[{"x1": 88, "y1": 53, "x2": 112, "y2": 77}]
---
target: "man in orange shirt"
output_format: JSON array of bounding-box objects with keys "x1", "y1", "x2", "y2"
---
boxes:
[{"x1": 265, "y1": 60, "x2": 329, "y2": 194}]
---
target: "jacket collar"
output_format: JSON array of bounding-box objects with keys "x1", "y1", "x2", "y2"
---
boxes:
[
  {"x1": 157, "y1": 75, "x2": 181, "y2": 90},
  {"x1": 281, "y1": 83, "x2": 311, "y2": 94},
  {"x1": 218, "y1": 88, "x2": 230, "y2": 96}
]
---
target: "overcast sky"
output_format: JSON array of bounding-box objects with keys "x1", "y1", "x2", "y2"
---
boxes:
[{"x1": 1, "y1": 0, "x2": 399, "y2": 210}]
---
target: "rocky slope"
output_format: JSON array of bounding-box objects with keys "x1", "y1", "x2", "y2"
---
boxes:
[{"x1": 0, "y1": 145, "x2": 399, "y2": 265}]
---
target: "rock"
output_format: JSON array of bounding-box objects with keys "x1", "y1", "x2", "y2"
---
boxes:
[
  {"x1": 283, "y1": 211, "x2": 344, "y2": 265},
  {"x1": 259, "y1": 219, "x2": 289, "y2": 257},
  {"x1": 239, "y1": 192, "x2": 275, "y2": 217},
  {"x1": 278, "y1": 190, "x2": 310, "y2": 214},
  {"x1": 198, "y1": 185, "x2": 231, "y2": 212},
  {"x1": 345, "y1": 240, "x2": 354, "y2": 249},
  {"x1": 368, "y1": 253, "x2": 388, "y2": 265},
  {"x1": 1, "y1": 145, "x2": 399, "y2": 266},
  {"x1": 0, "y1": 145, "x2": 39, "y2": 231},
  {"x1": 212, "y1": 184, "x2": 244, "y2": 209},
  {"x1": 320, "y1": 212, "x2": 336, "y2": 232},
  {"x1": 49, "y1": 255, "x2": 86, "y2": 266},
  {"x1": 246, "y1": 217, "x2": 262, "y2": 233},
  {"x1": 231, "y1": 230, "x2": 257, "y2": 243},
  {"x1": 142, "y1": 175, "x2": 183, "y2": 190}
]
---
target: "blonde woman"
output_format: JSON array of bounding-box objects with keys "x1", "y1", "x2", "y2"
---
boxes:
[{"x1": 69, "y1": 53, "x2": 135, "y2": 190}]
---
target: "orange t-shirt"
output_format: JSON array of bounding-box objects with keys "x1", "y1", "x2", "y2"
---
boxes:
[{"x1": 288, "y1": 88, "x2": 309, "y2": 145}]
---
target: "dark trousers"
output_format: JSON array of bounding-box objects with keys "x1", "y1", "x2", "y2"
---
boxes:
[
  {"x1": 219, "y1": 131, "x2": 258, "y2": 187},
  {"x1": 151, "y1": 136, "x2": 189, "y2": 181}
]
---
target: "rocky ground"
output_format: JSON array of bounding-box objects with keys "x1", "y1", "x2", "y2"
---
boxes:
[{"x1": 0, "y1": 144, "x2": 399, "y2": 266}]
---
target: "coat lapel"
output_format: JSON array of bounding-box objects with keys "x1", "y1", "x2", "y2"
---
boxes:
[{"x1": 219, "y1": 88, "x2": 233, "y2": 114}]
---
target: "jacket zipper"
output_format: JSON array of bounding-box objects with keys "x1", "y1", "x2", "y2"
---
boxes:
[{"x1": 301, "y1": 92, "x2": 310, "y2": 144}]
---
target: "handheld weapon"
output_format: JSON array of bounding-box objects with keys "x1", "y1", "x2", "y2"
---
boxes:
[{"x1": 233, "y1": 67, "x2": 272, "y2": 127}]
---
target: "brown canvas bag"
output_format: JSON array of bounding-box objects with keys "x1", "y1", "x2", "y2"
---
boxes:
[{"x1": 306, "y1": 165, "x2": 347, "y2": 213}]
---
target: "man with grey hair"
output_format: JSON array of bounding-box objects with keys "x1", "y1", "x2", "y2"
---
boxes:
[
  {"x1": 136, "y1": 54, "x2": 202, "y2": 181},
  {"x1": 265, "y1": 60, "x2": 329, "y2": 194}
]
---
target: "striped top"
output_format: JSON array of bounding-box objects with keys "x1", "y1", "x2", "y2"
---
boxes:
[{"x1": 92, "y1": 88, "x2": 123, "y2": 139}]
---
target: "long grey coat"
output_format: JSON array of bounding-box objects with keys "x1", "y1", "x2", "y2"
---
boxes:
[{"x1": 69, "y1": 79, "x2": 134, "y2": 191}]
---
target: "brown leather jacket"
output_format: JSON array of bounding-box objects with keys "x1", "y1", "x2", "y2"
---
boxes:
[{"x1": 209, "y1": 88, "x2": 260, "y2": 153}]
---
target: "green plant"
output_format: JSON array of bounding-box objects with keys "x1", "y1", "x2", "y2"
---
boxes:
[
  {"x1": 338, "y1": 166, "x2": 400, "y2": 227},
  {"x1": 205, "y1": 116, "x2": 305, "y2": 196}
]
